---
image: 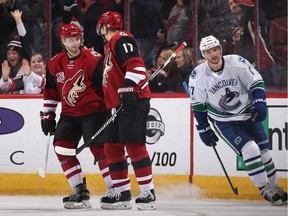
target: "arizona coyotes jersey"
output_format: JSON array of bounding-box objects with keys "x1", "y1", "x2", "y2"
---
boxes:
[
  {"x1": 43, "y1": 47, "x2": 106, "y2": 116},
  {"x1": 231, "y1": 9, "x2": 275, "y2": 70},
  {"x1": 189, "y1": 55, "x2": 265, "y2": 122},
  {"x1": 102, "y1": 30, "x2": 150, "y2": 109}
]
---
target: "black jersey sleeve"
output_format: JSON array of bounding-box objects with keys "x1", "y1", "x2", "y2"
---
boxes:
[
  {"x1": 114, "y1": 36, "x2": 141, "y2": 66},
  {"x1": 45, "y1": 66, "x2": 57, "y2": 90},
  {"x1": 92, "y1": 56, "x2": 104, "y2": 87}
]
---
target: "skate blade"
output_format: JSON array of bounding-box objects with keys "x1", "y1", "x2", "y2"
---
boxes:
[
  {"x1": 101, "y1": 201, "x2": 132, "y2": 210},
  {"x1": 64, "y1": 200, "x2": 92, "y2": 209},
  {"x1": 136, "y1": 201, "x2": 156, "y2": 211}
]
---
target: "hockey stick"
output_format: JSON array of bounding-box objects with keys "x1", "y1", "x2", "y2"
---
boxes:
[
  {"x1": 212, "y1": 144, "x2": 238, "y2": 195},
  {"x1": 140, "y1": 42, "x2": 187, "y2": 90},
  {"x1": 55, "y1": 42, "x2": 187, "y2": 156},
  {"x1": 55, "y1": 107, "x2": 122, "y2": 156},
  {"x1": 37, "y1": 133, "x2": 51, "y2": 178}
]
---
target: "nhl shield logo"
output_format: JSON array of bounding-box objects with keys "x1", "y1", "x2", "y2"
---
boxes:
[{"x1": 146, "y1": 108, "x2": 165, "y2": 145}]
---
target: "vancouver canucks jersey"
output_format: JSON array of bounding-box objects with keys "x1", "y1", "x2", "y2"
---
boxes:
[{"x1": 188, "y1": 54, "x2": 265, "y2": 122}]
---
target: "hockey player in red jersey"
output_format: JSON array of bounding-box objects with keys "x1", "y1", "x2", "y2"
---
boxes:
[
  {"x1": 96, "y1": 11, "x2": 156, "y2": 210},
  {"x1": 39, "y1": 23, "x2": 112, "y2": 209}
]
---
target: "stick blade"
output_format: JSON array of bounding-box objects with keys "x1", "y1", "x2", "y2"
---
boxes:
[
  {"x1": 233, "y1": 187, "x2": 239, "y2": 195},
  {"x1": 37, "y1": 167, "x2": 46, "y2": 178}
]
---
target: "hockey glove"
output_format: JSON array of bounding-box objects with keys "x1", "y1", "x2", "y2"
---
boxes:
[
  {"x1": 251, "y1": 98, "x2": 266, "y2": 122},
  {"x1": 196, "y1": 122, "x2": 219, "y2": 147},
  {"x1": 63, "y1": 0, "x2": 77, "y2": 11},
  {"x1": 40, "y1": 111, "x2": 56, "y2": 136},
  {"x1": 118, "y1": 79, "x2": 137, "y2": 110}
]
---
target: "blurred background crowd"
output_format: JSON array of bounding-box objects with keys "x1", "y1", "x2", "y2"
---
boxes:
[{"x1": 0, "y1": 0, "x2": 287, "y2": 94}]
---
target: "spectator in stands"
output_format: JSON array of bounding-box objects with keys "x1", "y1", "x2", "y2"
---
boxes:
[
  {"x1": 63, "y1": 0, "x2": 105, "y2": 54},
  {"x1": 109, "y1": 0, "x2": 124, "y2": 19},
  {"x1": 0, "y1": 0, "x2": 45, "y2": 62},
  {"x1": 30, "y1": 53, "x2": 46, "y2": 77},
  {"x1": 51, "y1": 0, "x2": 64, "y2": 56},
  {"x1": 198, "y1": 0, "x2": 236, "y2": 55},
  {"x1": 9, "y1": 0, "x2": 45, "y2": 57},
  {"x1": 228, "y1": 0, "x2": 275, "y2": 75},
  {"x1": 148, "y1": 45, "x2": 193, "y2": 93},
  {"x1": 0, "y1": 10, "x2": 38, "y2": 94},
  {"x1": 22, "y1": 56, "x2": 45, "y2": 94},
  {"x1": 0, "y1": 39, "x2": 24, "y2": 94},
  {"x1": 0, "y1": 0, "x2": 17, "y2": 63},
  {"x1": 130, "y1": 0, "x2": 164, "y2": 69},
  {"x1": 166, "y1": 0, "x2": 192, "y2": 47},
  {"x1": 25, "y1": 52, "x2": 46, "y2": 94},
  {"x1": 0, "y1": 40, "x2": 45, "y2": 94},
  {"x1": 148, "y1": 45, "x2": 177, "y2": 92},
  {"x1": 171, "y1": 46, "x2": 193, "y2": 93},
  {"x1": 0, "y1": 4, "x2": 34, "y2": 62}
]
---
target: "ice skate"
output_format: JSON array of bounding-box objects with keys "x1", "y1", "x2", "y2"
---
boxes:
[
  {"x1": 100, "y1": 187, "x2": 114, "y2": 202},
  {"x1": 63, "y1": 182, "x2": 91, "y2": 209},
  {"x1": 260, "y1": 184, "x2": 282, "y2": 206},
  {"x1": 100, "y1": 189, "x2": 132, "y2": 210},
  {"x1": 135, "y1": 189, "x2": 156, "y2": 210},
  {"x1": 275, "y1": 187, "x2": 287, "y2": 205}
]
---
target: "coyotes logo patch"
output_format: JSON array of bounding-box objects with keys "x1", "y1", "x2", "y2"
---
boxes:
[
  {"x1": 103, "y1": 50, "x2": 113, "y2": 87},
  {"x1": 232, "y1": 27, "x2": 244, "y2": 44},
  {"x1": 62, "y1": 70, "x2": 86, "y2": 106}
]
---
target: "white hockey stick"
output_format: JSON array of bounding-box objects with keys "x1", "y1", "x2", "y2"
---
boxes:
[
  {"x1": 37, "y1": 133, "x2": 51, "y2": 178},
  {"x1": 55, "y1": 42, "x2": 187, "y2": 156}
]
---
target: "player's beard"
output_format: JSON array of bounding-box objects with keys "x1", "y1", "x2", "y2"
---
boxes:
[
  {"x1": 208, "y1": 55, "x2": 223, "y2": 71},
  {"x1": 66, "y1": 46, "x2": 80, "y2": 58},
  {"x1": 209, "y1": 56, "x2": 221, "y2": 65}
]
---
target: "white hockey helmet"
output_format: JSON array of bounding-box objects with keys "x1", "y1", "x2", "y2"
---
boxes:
[{"x1": 199, "y1": 35, "x2": 221, "y2": 54}]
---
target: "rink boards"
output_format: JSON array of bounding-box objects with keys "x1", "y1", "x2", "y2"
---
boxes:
[{"x1": 0, "y1": 94, "x2": 287, "y2": 199}]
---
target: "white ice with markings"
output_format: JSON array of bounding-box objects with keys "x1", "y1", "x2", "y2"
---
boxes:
[{"x1": 0, "y1": 195, "x2": 286, "y2": 216}]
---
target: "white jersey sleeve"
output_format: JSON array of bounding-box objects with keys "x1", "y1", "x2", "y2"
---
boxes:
[
  {"x1": 236, "y1": 56, "x2": 265, "y2": 94},
  {"x1": 188, "y1": 62, "x2": 208, "y2": 112}
]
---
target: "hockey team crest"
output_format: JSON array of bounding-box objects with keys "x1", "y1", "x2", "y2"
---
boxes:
[{"x1": 146, "y1": 108, "x2": 165, "y2": 145}]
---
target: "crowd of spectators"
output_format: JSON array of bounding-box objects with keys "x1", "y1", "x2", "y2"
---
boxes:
[{"x1": 0, "y1": 0, "x2": 287, "y2": 94}]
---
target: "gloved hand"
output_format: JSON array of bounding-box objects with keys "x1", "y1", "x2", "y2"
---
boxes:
[
  {"x1": 196, "y1": 122, "x2": 219, "y2": 147},
  {"x1": 40, "y1": 111, "x2": 56, "y2": 136},
  {"x1": 63, "y1": 0, "x2": 77, "y2": 11},
  {"x1": 118, "y1": 86, "x2": 137, "y2": 109},
  {"x1": 251, "y1": 98, "x2": 266, "y2": 122},
  {"x1": 118, "y1": 79, "x2": 137, "y2": 109}
]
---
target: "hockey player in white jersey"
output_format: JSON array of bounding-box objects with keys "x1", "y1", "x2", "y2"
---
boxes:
[{"x1": 189, "y1": 35, "x2": 287, "y2": 206}]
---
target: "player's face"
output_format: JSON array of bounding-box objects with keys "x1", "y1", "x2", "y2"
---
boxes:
[
  {"x1": 203, "y1": 47, "x2": 222, "y2": 65},
  {"x1": 63, "y1": 36, "x2": 81, "y2": 54}
]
